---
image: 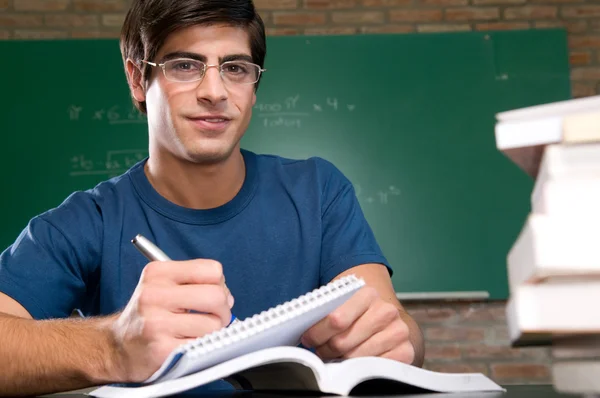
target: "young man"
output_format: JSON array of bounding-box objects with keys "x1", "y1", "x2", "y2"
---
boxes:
[{"x1": 0, "y1": 0, "x2": 424, "y2": 395}]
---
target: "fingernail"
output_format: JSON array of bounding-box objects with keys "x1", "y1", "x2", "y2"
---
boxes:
[{"x1": 228, "y1": 294, "x2": 235, "y2": 308}]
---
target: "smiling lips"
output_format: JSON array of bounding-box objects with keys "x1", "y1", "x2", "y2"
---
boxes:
[{"x1": 187, "y1": 115, "x2": 232, "y2": 132}]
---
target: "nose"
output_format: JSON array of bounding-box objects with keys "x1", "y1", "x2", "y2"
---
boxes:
[{"x1": 195, "y1": 65, "x2": 228, "y2": 105}]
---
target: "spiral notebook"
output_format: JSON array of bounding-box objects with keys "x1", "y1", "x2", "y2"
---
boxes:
[{"x1": 143, "y1": 275, "x2": 365, "y2": 384}]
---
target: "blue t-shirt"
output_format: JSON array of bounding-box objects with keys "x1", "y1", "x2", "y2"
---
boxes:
[{"x1": 0, "y1": 149, "x2": 390, "y2": 321}]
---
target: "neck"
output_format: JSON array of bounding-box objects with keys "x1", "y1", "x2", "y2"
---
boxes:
[{"x1": 144, "y1": 148, "x2": 246, "y2": 210}]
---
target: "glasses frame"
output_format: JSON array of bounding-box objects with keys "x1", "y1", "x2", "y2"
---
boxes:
[{"x1": 140, "y1": 58, "x2": 266, "y2": 85}]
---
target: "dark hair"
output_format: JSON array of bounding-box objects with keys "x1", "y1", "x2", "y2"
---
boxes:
[{"x1": 120, "y1": 0, "x2": 266, "y2": 113}]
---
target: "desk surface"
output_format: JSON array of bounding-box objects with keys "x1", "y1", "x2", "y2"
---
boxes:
[{"x1": 48, "y1": 384, "x2": 576, "y2": 398}]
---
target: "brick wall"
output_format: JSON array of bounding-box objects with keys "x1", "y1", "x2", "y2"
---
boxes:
[
  {"x1": 405, "y1": 301, "x2": 551, "y2": 384},
  {"x1": 2, "y1": 0, "x2": 589, "y2": 385}
]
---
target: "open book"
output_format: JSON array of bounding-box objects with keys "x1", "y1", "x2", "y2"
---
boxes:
[
  {"x1": 90, "y1": 345, "x2": 505, "y2": 398},
  {"x1": 90, "y1": 274, "x2": 504, "y2": 397}
]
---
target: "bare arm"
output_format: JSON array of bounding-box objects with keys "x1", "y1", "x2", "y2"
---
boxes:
[
  {"x1": 0, "y1": 292, "x2": 120, "y2": 396},
  {"x1": 0, "y1": 258, "x2": 234, "y2": 396}
]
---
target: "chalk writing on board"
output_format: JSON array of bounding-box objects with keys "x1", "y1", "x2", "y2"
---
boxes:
[
  {"x1": 255, "y1": 95, "x2": 356, "y2": 129},
  {"x1": 354, "y1": 184, "x2": 401, "y2": 205},
  {"x1": 68, "y1": 105, "x2": 147, "y2": 125},
  {"x1": 70, "y1": 149, "x2": 148, "y2": 177}
]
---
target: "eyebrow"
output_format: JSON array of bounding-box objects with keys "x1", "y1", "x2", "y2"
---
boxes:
[{"x1": 159, "y1": 51, "x2": 254, "y2": 64}]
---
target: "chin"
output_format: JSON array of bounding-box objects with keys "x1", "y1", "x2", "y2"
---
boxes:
[{"x1": 184, "y1": 144, "x2": 237, "y2": 165}]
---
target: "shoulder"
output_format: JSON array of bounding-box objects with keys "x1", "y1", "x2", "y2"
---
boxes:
[{"x1": 251, "y1": 151, "x2": 353, "y2": 192}]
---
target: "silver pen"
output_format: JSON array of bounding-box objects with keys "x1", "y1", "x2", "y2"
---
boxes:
[{"x1": 131, "y1": 234, "x2": 171, "y2": 262}]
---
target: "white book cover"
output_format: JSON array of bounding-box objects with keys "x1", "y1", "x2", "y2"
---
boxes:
[
  {"x1": 506, "y1": 282, "x2": 600, "y2": 345},
  {"x1": 496, "y1": 95, "x2": 600, "y2": 123},
  {"x1": 89, "y1": 346, "x2": 505, "y2": 398},
  {"x1": 531, "y1": 143, "x2": 600, "y2": 207},
  {"x1": 531, "y1": 177, "x2": 600, "y2": 216},
  {"x1": 552, "y1": 360, "x2": 600, "y2": 395},
  {"x1": 507, "y1": 214, "x2": 600, "y2": 288}
]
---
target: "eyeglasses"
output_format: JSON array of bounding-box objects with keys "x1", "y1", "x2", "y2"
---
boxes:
[{"x1": 140, "y1": 58, "x2": 266, "y2": 85}]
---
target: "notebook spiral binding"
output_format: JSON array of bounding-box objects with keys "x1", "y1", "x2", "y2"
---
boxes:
[{"x1": 182, "y1": 274, "x2": 364, "y2": 358}]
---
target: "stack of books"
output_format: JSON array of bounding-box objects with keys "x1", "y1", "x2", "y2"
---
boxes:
[{"x1": 494, "y1": 95, "x2": 600, "y2": 395}]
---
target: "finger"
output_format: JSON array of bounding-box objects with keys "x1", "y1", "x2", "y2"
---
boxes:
[
  {"x1": 140, "y1": 284, "x2": 231, "y2": 326},
  {"x1": 171, "y1": 312, "x2": 226, "y2": 339},
  {"x1": 314, "y1": 300, "x2": 402, "y2": 359},
  {"x1": 339, "y1": 318, "x2": 411, "y2": 360},
  {"x1": 301, "y1": 286, "x2": 376, "y2": 349},
  {"x1": 380, "y1": 340, "x2": 416, "y2": 364},
  {"x1": 142, "y1": 259, "x2": 224, "y2": 286}
]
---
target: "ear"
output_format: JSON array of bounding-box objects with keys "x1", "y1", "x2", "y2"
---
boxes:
[
  {"x1": 125, "y1": 58, "x2": 146, "y2": 103},
  {"x1": 252, "y1": 91, "x2": 256, "y2": 106}
]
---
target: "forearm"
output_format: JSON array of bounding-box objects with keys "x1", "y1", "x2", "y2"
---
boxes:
[
  {"x1": 399, "y1": 309, "x2": 425, "y2": 367},
  {"x1": 0, "y1": 313, "x2": 122, "y2": 396}
]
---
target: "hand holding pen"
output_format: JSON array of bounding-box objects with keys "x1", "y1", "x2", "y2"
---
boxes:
[
  {"x1": 108, "y1": 234, "x2": 237, "y2": 382},
  {"x1": 131, "y1": 234, "x2": 238, "y2": 325}
]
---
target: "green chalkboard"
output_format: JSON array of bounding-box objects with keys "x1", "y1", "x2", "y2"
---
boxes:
[{"x1": 0, "y1": 29, "x2": 571, "y2": 299}]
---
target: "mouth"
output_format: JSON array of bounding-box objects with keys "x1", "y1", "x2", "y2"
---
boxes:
[{"x1": 186, "y1": 115, "x2": 232, "y2": 132}]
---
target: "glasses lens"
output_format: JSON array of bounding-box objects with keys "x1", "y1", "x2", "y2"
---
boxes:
[
  {"x1": 164, "y1": 59, "x2": 204, "y2": 82},
  {"x1": 221, "y1": 61, "x2": 260, "y2": 84}
]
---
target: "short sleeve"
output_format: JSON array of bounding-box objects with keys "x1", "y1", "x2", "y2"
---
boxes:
[
  {"x1": 317, "y1": 159, "x2": 392, "y2": 284},
  {"x1": 0, "y1": 192, "x2": 102, "y2": 320}
]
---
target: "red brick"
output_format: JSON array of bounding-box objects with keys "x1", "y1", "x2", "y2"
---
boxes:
[
  {"x1": 0, "y1": 13, "x2": 43, "y2": 26},
  {"x1": 473, "y1": 0, "x2": 524, "y2": 5},
  {"x1": 273, "y1": 12, "x2": 326, "y2": 25},
  {"x1": 426, "y1": 363, "x2": 489, "y2": 376},
  {"x1": 265, "y1": 27, "x2": 300, "y2": 35},
  {"x1": 408, "y1": 307, "x2": 457, "y2": 323},
  {"x1": 598, "y1": 51, "x2": 600, "y2": 63},
  {"x1": 530, "y1": 0, "x2": 582, "y2": 3},
  {"x1": 571, "y1": 82, "x2": 596, "y2": 97},
  {"x1": 592, "y1": 20, "x2": 600, "y2": 31},
  {"x1": 45, "y1": 14, "x2": 98, "y2": 28},
  {"x1": 417, "y1": 24, "x2": 471, "y2": 32},
  {"x1": 535, "y1": 20, "x2": 587, "y2": 33},
  {"x1": 361, "y1": 0, "x2": 412, "y2": 5},
  {"x1": 332, "y1": 11, "x2": 384, "y2": 23},
  {"x1": 255, "y1": 0, "x2": 297, "y2": 9},
  {"x1": 570, "y1": 51, "x2": 591, "y2": 65},
  {"x1": 0, "y1": 0, "x2": 9, "y2": 10},
  {"x1": 458, "y1": 305, "x2": 506, "y2": 322},
  {"x1": 13, "y1": 29, "x2": 68, "y2": 38},
  {"x1": 73, "y1": 0, "x2": 126, "y2": 12},
  {"x1": 463, "y1": 345, "x2": 549, "y2": 360},
  {"x1": 569, "y1": 35, "x2": 600, "y2": 49},
  {"x1": 446, "y1": 7, "x2": 500, "y2": 21},
  {"x1": 390, "y1": 8, "x2": 443, "y2": 22},
  {"x1": 418, "y1": 0, "x2": 467, "y2": 5},
  {"x1": 304, "y1": 0, "x2": 356, "y2": 8},
  {"x1": 0, "y1": 30, "x2": 11, "y2": 39},
  {"x1": 71, "y1": 30, "x2": 120, "y2": 38},
  {"x1": 571, "y1": 67, "x2": 600, "y2": 80},
  {"x1": 13, "y1": 0, "x2": 69, "y2": 11},
  {"x1": 424, "y1": 345, "x2": 462, "y2": 359},
  {"x1": 476, "y1": 22, "x2": 530, "y2": 30},
  {"x1": 360, "y1": 24, "x2": 415, "y2": 33},
  {"x1": 491, "y1": 363, "x2": 551, "y2": 381},
  {"x1": 504, "y1": 6, "x2": 557, "y2": 19},
  {"x1": 102, "y1": 13, "x2": 125, "y2": 27},
  {"x1": 562, "y1": 5, "x2": 600, "y2": 18},
  {"x1": 304, "y1": 26, "x2": 357, "y2": 34},
  {"x1": 259, "y1": 12, "x2": 271, "y2": 24},
  {"x1": 425, "y1": 327, "x2": 487, "y2": 341}
]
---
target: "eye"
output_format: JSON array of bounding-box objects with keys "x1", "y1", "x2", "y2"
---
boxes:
[
  {"x1": 169, "y1": 60, "x2": 201, "y2": 72},
  {"x1": 223, "y1": 62, "x2": 249, "y2": 75}
]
